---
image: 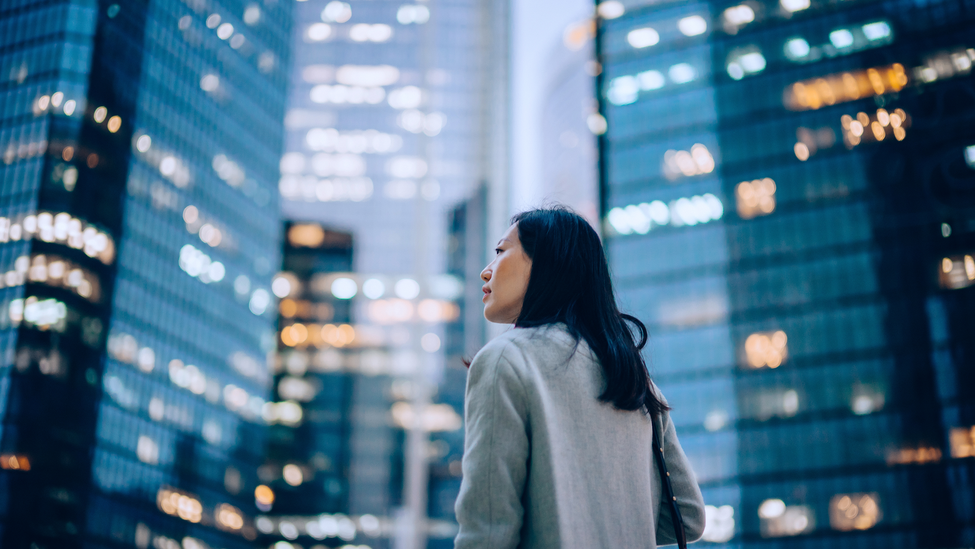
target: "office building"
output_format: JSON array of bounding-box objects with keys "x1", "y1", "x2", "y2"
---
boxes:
[
  {"x1": 597, "y1": 0, "x2": 975, "y2": 545},
  {"x1": 0, "y1": 1, "x2": 289, "y2": 547}
]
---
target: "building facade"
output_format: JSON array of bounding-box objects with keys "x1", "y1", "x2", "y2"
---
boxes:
[
  {"x1": 597, "y1": 0, "x2": 975, "y2": 546},
  {"x1": 0, "y1": 1, "x2": 289, "y2": 547}
]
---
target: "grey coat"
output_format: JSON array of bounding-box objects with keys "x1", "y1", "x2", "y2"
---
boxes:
[{"x1": 454, "y1": 324, "x2": 706, "y2": 549}]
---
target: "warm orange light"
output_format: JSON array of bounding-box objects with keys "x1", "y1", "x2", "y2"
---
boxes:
[
  {"x1": 0, "y1": 454, "x2": 30, "y2": 471},
  {"x1": 255, "y1": 485, "x2": 275, "y2": 505},
  {"x1": 279, "y1": 298, "x2": 297, "y2": 317},
  {"x1": 785, "y1": 63, "x2": 907, "y2": 111},
  {"x1": 744, "y1": 330, "x2": 787, "y2": 368},
  {"x1": 215, "y1": 503, "x2": 244, "y2": 530}
]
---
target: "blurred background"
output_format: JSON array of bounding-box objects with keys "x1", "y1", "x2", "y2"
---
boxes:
[{"x1": 0, "y1": 0, "x2": 973, "y2": 547}]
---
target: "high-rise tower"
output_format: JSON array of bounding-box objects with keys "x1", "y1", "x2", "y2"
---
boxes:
[
  {"x1": 0, "y1": 1, "x2": 289, "y2": 547},
  {"x1": 597, "y1": 0, "x2": 975, "y2": 545}
]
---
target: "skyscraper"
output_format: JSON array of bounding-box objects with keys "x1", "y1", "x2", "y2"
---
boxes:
[
  {"x1": 597, "y1": 0, "x2": 975, "y2": 545},
  {"x1": 0, "y1": 1, "x2": 289, "y2": 547}
]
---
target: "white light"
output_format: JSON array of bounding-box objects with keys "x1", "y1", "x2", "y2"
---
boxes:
[
  {"x1": 648, "y1": 200, "x2": 670, "y2": 224},
  {"x1": 759, "y1": 499, "x2": 786, "y2": 519},
  {"x1": 388, "y1": 86, "x2": 423, "y2": 109},
  {"x1": 322, "y1": 1, "x2": 351, "y2": 23},
  {"x1": 724, "y1": 4, "x2": 755, "y2": 25},
  {"x1": 421, "y1": 333, "x2": 441, "y2": 353},
  {"x1": 335, "y1": 65, "x2": 400, "y2": 87},
  {"x1": 785, "y1": 38, "x2": 810, "y2": 59},
  {"x1": 159, "y1": 156, "x2": 177, "y2": 176},
  {"x1": 637, "y1": 70, "x2": 665, "y2": 90},
  {"x1": 678, "y1": 15, "x2": 707, "y2": 36},
  {"x1": 704, "y1": 410, "x2": 728, "y2": 432},
  {"x1": 271, "y1": 276, "x2": 291, "y2": 298},
  {"x1": 627, "y1": 27, "x2": 659, "y2": 49},
  {"x1": 249, "y1": 289, "x2": 270, "y2": 315},
  {"x1": 397, "y1": 4, "x2": 430, "y2": 24},
  {"x1": 244, "y1": 5, "x2": 261, "y2": 25},
  {"x1": 608, "y1": 208, "x2": 632, "y2": 235},
  {"x1": 283, "y1": 464, "x2": 303, "y2": 486},
  {"x1": 829, "y1": 29, "x2": 854, "y2": 49},
  {"x1": 63, "y1": 99, "x2": 77, "y2": 116},
  {"x1": 782, "y1": 389, "x2": 799, "y2": 415},
  {"x1": 307, "y1": 23, "x2": 332, "y2": 41},
  {"x1": 208, "y1": 261, "x2": 225, "y2": 282},
  {"x1": 331, "y1": 277, "x2": 358, "y2": 299},
  {"x1": 702, "y1": 505, "x2": 736, "y2": 543},
  {"x1": 597, "y1": 1, "x2": 625, "y2": 19},
  {"x1": 280, "y1": 152, "x2": 305, "y2": 174},
  {"x1": 363, "y1": 278, "x2": 385, "y2": 299},
  {"x1": 965, "y1": 145, "x2": 975, "y2": 169},
  {"x1": 587, "y1": 113, "x2": 607, "y2": 135},
  {"x1": 607, "y1": 76, "x2": 639, "y2": 106},
  {"x1": 395, "y1": 278, "x2": 420, "y2": 299},
  {"x1": 727, "y1": 63, "x2": 744, "y2": 80},
  {"x1": 217, "y1": 22, "x2": 234, "y2": 39},
  {"x1": 668, "y1": 63, "x2": 696, "y2": 84},
  {"x1": 136, "y1": 135, "x2": 152, "y2": 152},
  {"x1": 388, "y1": 156, "x2": 428, "y2": 178},
  {"x1": 350, "y1": 24, "x2": 392, "y2": 42},
  {"x1": 862, "y1": 21, "x2": 891, "y2": 41},
  {"x1": 200, "y1": 74, "x2": 220, "y2": 92},
  {"x1": 780, "y1": 0, "x2": 810, "y2": 12},
  {"x1": 137, "y1": 436, "x2": 159, "y2": 465},
  {"x1": 739, "y1": 52, "x2": 767, "y2": 73}
]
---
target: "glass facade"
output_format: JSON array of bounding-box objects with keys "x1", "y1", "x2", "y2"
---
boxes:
[
  {"x1": 598, "y1": 0, "x2": 975, "y2": 546},
  {"x1": 0, "y1": 1, "x2": 289, "y2": 547}
]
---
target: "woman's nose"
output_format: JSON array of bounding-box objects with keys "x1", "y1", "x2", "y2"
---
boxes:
[{"x1": 480, "y1": 268, "x2": 491, "y2": 282}]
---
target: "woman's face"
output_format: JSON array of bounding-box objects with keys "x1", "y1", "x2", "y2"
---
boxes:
[{"x1": 480, "y1": 223, "x2": 532, "y2": 324}]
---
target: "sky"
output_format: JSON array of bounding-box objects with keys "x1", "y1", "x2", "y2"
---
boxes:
[{"x1": 510, "y1": 0, "x2": 596, "y2": 214}]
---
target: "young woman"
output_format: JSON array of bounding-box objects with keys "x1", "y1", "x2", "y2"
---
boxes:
[{"x1": 454, "y1": 207, "x2": 706, "y2": 548}]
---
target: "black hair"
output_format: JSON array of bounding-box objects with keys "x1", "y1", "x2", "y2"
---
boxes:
[{"x1": 511, "y1": 206, "x2": 668, "y2": 418}]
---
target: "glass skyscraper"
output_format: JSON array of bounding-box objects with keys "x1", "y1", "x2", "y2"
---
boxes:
[
  {"x1": 598, "y1": 0, "x2": 975, "y2": 546},
  {"x1": 0, "y1": 1, "x2": 289, "y2": 547}
]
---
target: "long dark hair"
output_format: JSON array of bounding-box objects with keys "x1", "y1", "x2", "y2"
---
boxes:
[{"x1": 511, "y1": 206, "x2": 669, "y2": 418}]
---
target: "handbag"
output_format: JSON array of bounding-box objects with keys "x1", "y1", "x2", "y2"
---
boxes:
[{"x1": 652, "y1": 425, "x2": 688, "y2": 549}]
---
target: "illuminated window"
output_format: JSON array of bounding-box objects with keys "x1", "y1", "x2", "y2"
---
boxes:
[
  {"x1": 663, "y1": 144, "x2": 714, "y2": 178},
  {"x1": 606, "y1": 194, "x2": 723, "y2": 235},
  {"x1": 842, "y1": 108, "x2": 909, "y2": 147},
  {"x1": 678, "y1": 15, "x2": 707, "y2": 37},
  {"x1": 744, "y1": 330, "x2": 787, "y2": 368},
  {"x1": 886, "y1": 444, "x2": 941, "y2": 465},
  {"x1": 785, "y1": 64, "x2": 907, "y2": 110},
  {"x1": 950, "y1": 426, "x2": 975, "y2": 458},
  {"x1": 702, "y1": 504, "x2": 735, "y2": 542},
  {"x1": 780, "y1": 0, "x2": 810, "y2": 13},
  {"x1": 829, "y1": 493, "x2": 881, "y2": 531},
  {"x1": 759, "y1": 499, "x2": 815, "y2": 537},
  {"x1": 627, "y1": 27, "x2": 659, "y2": 49},
  {"x1": 157, "y1": 487, "x2": 203, "y2": 523},
  {"x1": 939, "y1": 254, "x2": 975, "y2": 290},
  {"x1": 784, "y1": 38, "x2": 810, "y2": 60},
  {"x1": 736, "y1": 178, "x2": 776, "y2": 219},
  {"x1": 726, "y1": 48, "x2": 766, "y2": 80}
]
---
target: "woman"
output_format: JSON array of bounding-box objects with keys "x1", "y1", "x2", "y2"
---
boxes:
[{"x1": 454, "y1": 207, "x2": 706, "y2": 548}]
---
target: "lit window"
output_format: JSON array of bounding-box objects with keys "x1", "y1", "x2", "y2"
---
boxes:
[
  {"x1": 627, "y1": 27, "x2": 659, "y2": 49},
  {"x1": 964, "y1": 145, "x2": 975, "y2": 169},
  {"x1": 727, "y1": 49, "x2": 766, "y2": 80},
  {"x1": 829, "y1": 29, "x2": 854, "y2": 49},
  {"x1": 331, "y1": 277, "x2": 358, "y2": 299},
  {"x1": 743, "y1": 330, "x2": 787, "y2": 368},
  {"x1": 668, "y1": 63, "x2": 696, "y2": 84},
  {"x1": 941, "y1": 254, "x2": 975, "y2": 290},
  {"x1": 780, "y1": 0, "x2": 810, "y2": 13},
  {"x1": 723, "y1": 4, "x2": 755, "y2": 26},
  {"x1": 887, "y1": 444, "x2": 941, "y2": 465},
  {"x1": 759, "y1": 499, "x2": 815, "y2": 537},
  {"x1": 785, "y1": 64, "x2": 907, "y2": 111},
  {"x1": 597, "y1": 1, "x2": 625, "y2": 19},
  {"x1": 350, "y1": 23, "x2": 393, "y2": 42},
  {"x1": 307, "y1": 23, "x2": 332, "y2": 41},
  {"x1": 736, "y1": 178, "x2": 776, "y2": 219},
  {"x1": 829, "y1": 493, "x2": 881, "y2": 531},
  {"x1": 397, "y1": 4, "x2": 430, "y2": 24},
  {"x1": 784, "y1": 37, "x2": 810, "y2": 60},
  {"x1": 862, "y1": 21, "x2": 891, "y2": 41},
  {"x1": 663, "y1": 144, "x2": 714, "y2": 179},
  {"x1": 678, "y1": 15, "x2": 707, "y2": 37},
  {"x1": 950, "y1": 426, "x2": 975, "y2": 458},
  {"x1": 607, "y1": 76, "x2": 639, "y2": 106},
  {"x1": 637, "y1": 70, "x2": 665, "y2": 90},
  {"x1": 606, "y1": 194, "x2": 721, "y2": 236},
  {"x1": 321, "y1": 1, "x2": 351, "y2": 23},
  {"x1": 702, "y1": 505, "x2": 735, "y2": 542}
]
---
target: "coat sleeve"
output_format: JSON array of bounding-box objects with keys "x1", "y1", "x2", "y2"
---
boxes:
[
  {"x1": 454, "y1": 343, "x2": 530, "y2": 549},
  {"x1": 654, "y1": 408, "x2": 707, "y2": 545}
]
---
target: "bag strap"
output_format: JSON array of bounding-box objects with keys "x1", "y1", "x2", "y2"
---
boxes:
[{"x1": 652, "y1": 422, "x2": 688, "y2": 549}]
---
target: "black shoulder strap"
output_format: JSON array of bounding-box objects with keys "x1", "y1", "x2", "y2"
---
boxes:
[{"x1": 652, "y1": 422, "x2": 688, "y2": 549}]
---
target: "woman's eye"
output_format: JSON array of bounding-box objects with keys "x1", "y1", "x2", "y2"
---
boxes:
[{"x1": 495, "y1": 248, "x2": 503, "y2": 255}]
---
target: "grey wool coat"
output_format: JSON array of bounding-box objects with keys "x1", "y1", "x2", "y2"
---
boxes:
[{"x1": 454, "y1": 324, "x2": 706, "y2": 549}]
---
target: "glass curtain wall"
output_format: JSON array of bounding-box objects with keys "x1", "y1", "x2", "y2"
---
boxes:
[
  {"x1": 0, "y1": 0, "x2": 290, "y2": 547},
  {"x1": 598, "y1": 0, "x2": 975, "y2": 546}
]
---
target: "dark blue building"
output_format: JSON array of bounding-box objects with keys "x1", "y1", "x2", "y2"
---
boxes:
[
  {"x1": 0, "y1": 1, "x2": 289, "y2": 547},
  {"x1": 597, "y1": 0, "x2": 975, "y2": 545}
]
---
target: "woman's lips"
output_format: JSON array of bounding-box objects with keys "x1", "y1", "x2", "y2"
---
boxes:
[{"x1": 482, "y1": 286, "x2": 490, "y2": 301}]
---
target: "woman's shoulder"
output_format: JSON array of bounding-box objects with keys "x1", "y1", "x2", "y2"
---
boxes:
[{"x1": 471, "y1": 324, "x2": 578, "y2": 369}]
